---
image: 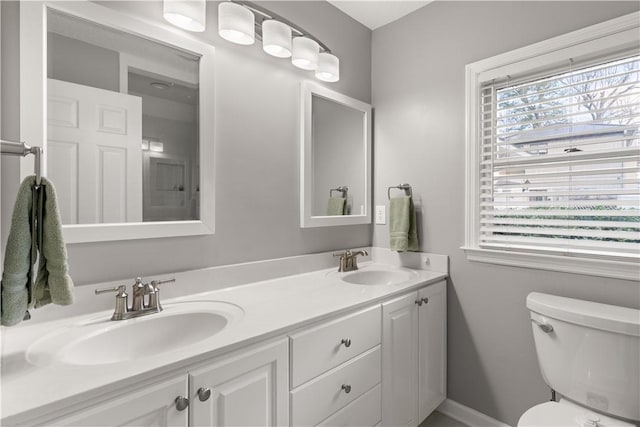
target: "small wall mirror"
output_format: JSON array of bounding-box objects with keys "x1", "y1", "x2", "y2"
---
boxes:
[
  {"x1": 300, "y1": 82, "x2": 372, "y2": 227},
  {"x1": 20, "y1": 1, "x2": 214, "y2": 243}
]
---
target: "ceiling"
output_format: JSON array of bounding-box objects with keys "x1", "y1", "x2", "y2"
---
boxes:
[{"x1": 327, "y1": 1, "x2": 432, "y2": 30}]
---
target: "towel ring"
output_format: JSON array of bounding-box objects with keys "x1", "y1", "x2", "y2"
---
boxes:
[
  {"x1": 329, "y1": 186, "x2": 348, "y2": 198},
  {"x1": 387, "y1": 183, "x2": 412, "y2": 200}
]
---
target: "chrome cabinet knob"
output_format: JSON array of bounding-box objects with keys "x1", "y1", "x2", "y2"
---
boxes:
[
  {"x1": 422, "y1": 297, "x2": 429, "y2": 305},
  {"x1": 175, "y1": 396, "x2": 189, "y2": 411},
  {"x1": 341, "y1": 338, "x2": 352, "y2": 348},
  {"x1": 415, "y1": 299, "x2": 423, "y2": 306},
  {"x1": 197, "y1": 387, "x2": 212, "y2": 402},
  {"x1": 341, "y1": 384, "x2": 352, "y2": 394}
]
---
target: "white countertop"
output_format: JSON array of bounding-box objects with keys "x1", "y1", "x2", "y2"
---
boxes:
[{"x1": 1, "y1": 260, "x2": 447, "y2": 424}]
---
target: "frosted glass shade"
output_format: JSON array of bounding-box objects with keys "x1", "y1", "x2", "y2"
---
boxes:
[
  {"x1": 315, "y1": 53, "x2": 339, "y2": 82},
  {"x1": 218, "y1": 2, "x2": 255, "y2": 45},
  {"x1": 262, "y1": 20, "x2": 292, "y2": 58},
  {"x1": 292, "y1": 37, "x2": 319, "y2": 70},
  {"x1": 163, "y1": 0, "x2": 206, "y2": 32}
]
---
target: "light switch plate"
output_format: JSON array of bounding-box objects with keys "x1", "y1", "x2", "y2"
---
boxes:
[{"x1": 375, "y1": 205, "x2": 386, "y2": 224}]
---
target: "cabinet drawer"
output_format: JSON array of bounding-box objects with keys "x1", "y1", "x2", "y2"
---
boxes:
[
  {"x1": 290, "y1": 305, "x2": 381, "y2": 387},
  {"x1": 316, "y1": 384, "x2": 381, "y2": 427},
  {"x1": 290, "y1": 346, "x2": 381, "y2": 427}
]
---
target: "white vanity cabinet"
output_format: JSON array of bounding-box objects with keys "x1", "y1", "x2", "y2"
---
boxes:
[
  {"x1": 189, "y1": 338, "x2": 289, "y2": 427},
  {"x1": 40, "y1": 339, "x2": 289, "y2": 427},
  {"x1": 289, "y1": 305, "x2": 382, "y2": 427},
  {"x1": 381, "y1": 280, "x2": 447, "y2": 427},
  {"x1": 47, "y1": 375, "x2": 189, "y2": 427}
]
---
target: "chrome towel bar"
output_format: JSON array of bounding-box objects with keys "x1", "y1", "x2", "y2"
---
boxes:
[{"x1": 0, "y1": 139, "x2": 42, "y2": 186}]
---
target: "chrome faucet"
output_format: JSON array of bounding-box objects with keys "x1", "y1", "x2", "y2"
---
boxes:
[
  {"x1": 95, "y1": 277, "x2": 175, "y2": 320},
  {"x1": 333, "y1": 249, "x2": 369, "y2": 272}
]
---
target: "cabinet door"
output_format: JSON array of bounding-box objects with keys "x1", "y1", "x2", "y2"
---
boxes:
[
  {"x1": 50, "y1": 375, "x2": 188, "y2": 427},
  {"x1": 381, "y1": 292, "x2": 419, "y2": 427},
  {"x1": 189, "y1": 338, "x2": 289, "y2": 427},
  {"x1": 417, "y1": 281, "x2": 447, "y2": 422}
]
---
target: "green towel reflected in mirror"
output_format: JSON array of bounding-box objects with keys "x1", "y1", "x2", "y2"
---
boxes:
[{"x1": 327, "y1": 197, "x2": 347, "y2": 215}]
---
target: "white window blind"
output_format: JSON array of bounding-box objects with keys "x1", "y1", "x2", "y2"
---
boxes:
[{"x1": 479, "y1": 54, "x2": 640, "y2": 261}]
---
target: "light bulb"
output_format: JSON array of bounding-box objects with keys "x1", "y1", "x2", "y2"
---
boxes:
[
  {"x1": 292, "y1": 37, "x2": 319, "y2": 70},
  {"x1": 163, "y1": 0, "x2": 206, "y2": 32},
  {"x1": 262, "y1": 20, "x2": 292, "y2": 58},
  {"x1": 315, "y1": 52, "x2": 339, "y2": 82},
  {"x1": 218, "y1": 2, "x2": 255, "y2": 45}
]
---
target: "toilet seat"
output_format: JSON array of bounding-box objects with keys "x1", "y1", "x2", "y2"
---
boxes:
[{"x1": 518, "y1": 400, "x2": 636, "y2": 427}]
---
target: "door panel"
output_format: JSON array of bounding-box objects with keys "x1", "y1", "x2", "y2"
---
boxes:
[
  {"x1": 190, "y1": 339, "x2": 289, "y2": 427},
  {"x1": 382, "y1": 292, "x2": 418, "y2": 427},
  {"x1": 418, "y1": 281, "x2": 447, "y2": 421},
  {"x1": 47, "y1": 78, "x2": 142, "y2": 224}
]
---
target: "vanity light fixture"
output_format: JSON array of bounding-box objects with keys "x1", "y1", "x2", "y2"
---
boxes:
[
  {"x1": 292, "y1": 37, "x2": 319, "y2": 70},
  {"x1": 315, "y1": 52, "x2": 339, "y2": 82},
  {"x1": 216, "y1": 1, "x2": 339, "y2": 82},
  {"x1": 262, "y1": 20, "x2": 292, "y2": 58},
  {"x1": 218, "y1": 1, "x2": 255, "y2": 45},
  {"x1": 163, "y1": 0, "x2": 206, "y2": 32}
]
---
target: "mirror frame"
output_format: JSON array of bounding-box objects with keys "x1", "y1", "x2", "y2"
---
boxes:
[
  {"x1": 300, "y1": 82, "x2": 372, "y2": 228},
  {"x1": 20, "y1": 1, "x2": 215, "y2": 243}
]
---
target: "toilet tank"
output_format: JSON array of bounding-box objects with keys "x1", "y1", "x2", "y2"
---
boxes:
[{"x1": 527, "y1": 292, "x2": 640, "y2": 421}]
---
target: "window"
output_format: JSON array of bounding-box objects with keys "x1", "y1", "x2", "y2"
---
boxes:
[{"x1": 464, "y1": 12, "x2": 640, "y2": 280}]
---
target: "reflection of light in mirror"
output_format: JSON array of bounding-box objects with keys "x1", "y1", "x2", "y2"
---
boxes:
[
  {"x1": 141, "y1": 139, "x2": 150, "y2": 150},
  {"x1": 149, "y1": 142, "x2": 164, "y2": 153}
]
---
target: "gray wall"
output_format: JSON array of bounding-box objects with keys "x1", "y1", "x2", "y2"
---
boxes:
[
  {"x1": 1, "y1": 1, "x2": 372, "y2": 285},
  {"x1": 371, "y1": 2, "x2": 640, "y2": 425},
  {"x1": 48, "y1": 33, "x2": 120, "y2": 92}
]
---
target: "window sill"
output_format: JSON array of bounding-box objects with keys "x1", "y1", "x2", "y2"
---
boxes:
[{"x1": 461, "y1": 246, "x2": 639, "y2": 281}]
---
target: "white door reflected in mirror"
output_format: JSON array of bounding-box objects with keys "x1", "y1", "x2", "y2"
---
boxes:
[{"x1": 21, "y1": 1, "x2": 215, "y2": 243}]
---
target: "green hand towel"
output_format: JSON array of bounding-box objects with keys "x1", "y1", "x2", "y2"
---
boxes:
[
  {"x1": 389, "y1": 196, "x2": 419, "y2": 252},
  {"x1": 327, "y1": 197, "x2": 346, "y2": 215},
  {"x1": 1, "y1": 176, "x2": 74, "y2": 326},
  {"x1": 33, "y1": 177, "x2": 74, "y2": 308},
  {"x1": 1, "y1": 177, "x2": 36, "y2": 326}
]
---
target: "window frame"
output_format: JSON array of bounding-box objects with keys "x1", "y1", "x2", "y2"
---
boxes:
[{"x1": 463, "y1": 12, "x2": 640, "y2": 281}]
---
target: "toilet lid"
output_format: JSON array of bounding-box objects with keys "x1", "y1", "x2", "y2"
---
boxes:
[
  {"x1": 518, "y1": 401, "x2": 635, "y2": 427},
  {"x1": 518, "y1": 402, "x2": 579, "y2": 427}
]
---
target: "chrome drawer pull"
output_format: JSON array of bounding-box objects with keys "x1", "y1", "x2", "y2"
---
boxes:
[
  {"x1": 341, "y1": 384, "x2": 352, "y2": 394},
  {"x1": 415, "y1": 299, "x2": 423, "y2": 306},
  {"x1": 422, "y1": 297, "x2": 429, "y2": 304},
  {"x1": 197, "y1": 387, "x2": 212, "y2": 402},
  {"x1": 341, "y1": 338, "x2": 352, "y2": 348},
  {"x1": 175, "y1": 396, "x2": 189, "y2": 411}
]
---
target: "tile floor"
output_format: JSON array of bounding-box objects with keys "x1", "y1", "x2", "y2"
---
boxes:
[{"x1": 419, "y1": 411, "x2": 469, "y2": 427}]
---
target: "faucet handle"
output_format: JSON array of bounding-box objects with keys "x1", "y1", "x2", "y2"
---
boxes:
[
  {"x1": 95, "y1": 285, "x2": 127, "y2": 295},
  {"x1": 332, "y1": 249, "x2": 352, "y2": 258},
  {"x1": 150, "y1": 277, "x2": 176, "y2": 289},
  {"x1": 95, "y1": 285, "x2": 129, "y2": 320}
]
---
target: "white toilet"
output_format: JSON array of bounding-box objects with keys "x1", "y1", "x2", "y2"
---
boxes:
[{"x1": 518, "y1": 292, "x2": 640, "y2": 427}]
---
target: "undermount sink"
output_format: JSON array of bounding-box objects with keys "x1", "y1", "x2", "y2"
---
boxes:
[
  {"x1": 336, "y1": 265, "x2": 418, "y2": 286},
  {"x1": 26, "y1": 300, "x2": 244, "y2": 367}
]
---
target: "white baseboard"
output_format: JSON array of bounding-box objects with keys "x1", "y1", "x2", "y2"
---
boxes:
[{"x1": 437, "y1": 399, "x2": 512, "y2": 427}]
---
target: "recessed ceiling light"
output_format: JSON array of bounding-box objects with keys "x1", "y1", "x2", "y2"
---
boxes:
[{"x1": 150, "y1": 82, "x2": 172, "y2": 90}]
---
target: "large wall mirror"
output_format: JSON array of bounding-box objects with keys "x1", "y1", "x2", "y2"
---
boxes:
[
  {"x1": 300, "y1": 82, "x2": 372, "y2": 227},
  {"x1": 20, "y1": 1, "x2": 214, "y2": 243}
]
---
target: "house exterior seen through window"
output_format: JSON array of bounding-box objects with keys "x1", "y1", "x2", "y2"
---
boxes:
[
  {"x1": 479, "y1": 55, "x2": 640, "y2": 260},
  {"x1": 464, "y1": 14, "x2": 640, "y2": 279}
]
